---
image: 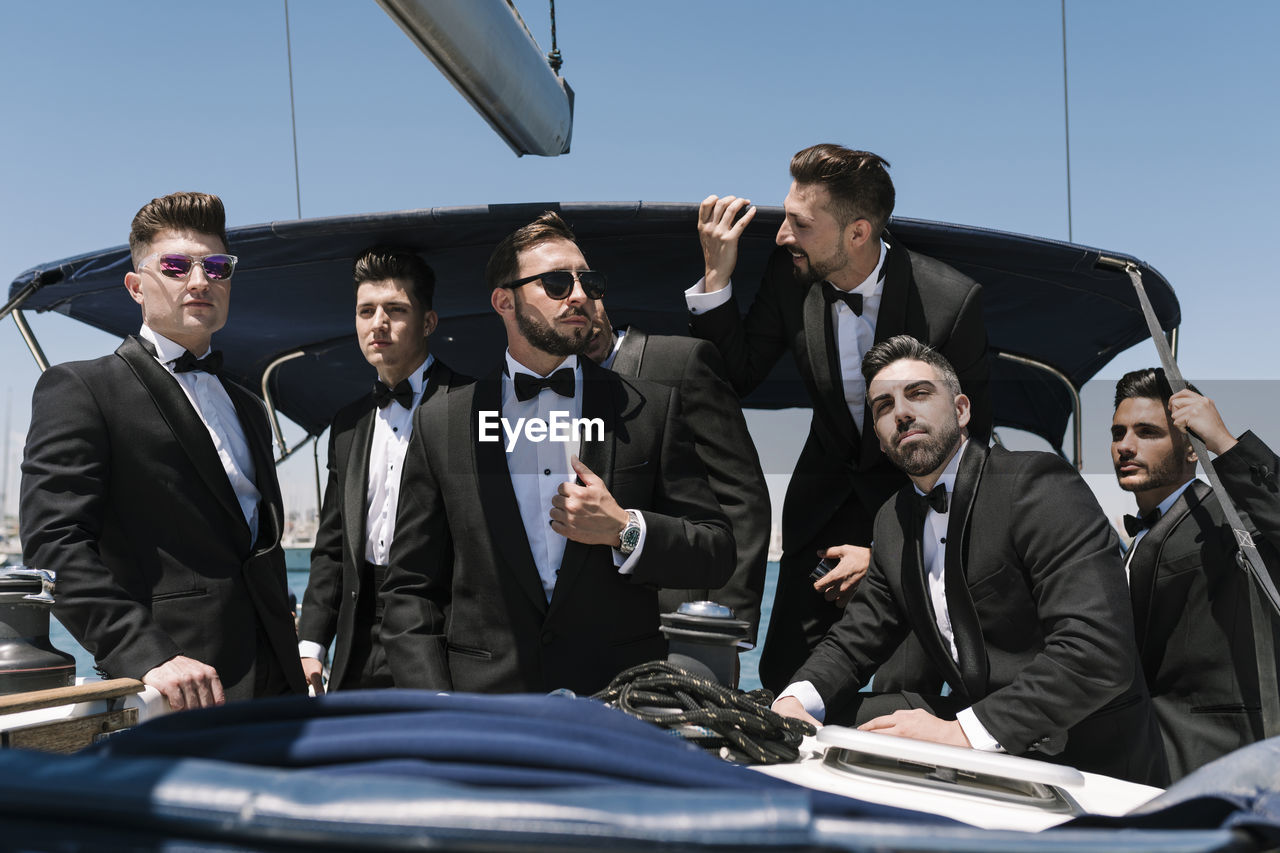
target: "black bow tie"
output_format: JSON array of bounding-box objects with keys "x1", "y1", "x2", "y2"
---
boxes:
[
  {"x1": 513, "y1": 368, "x2": 575, "y2": 402},
  {"x1": 172, "y1": 350, "x2": 223, "y2": 376},
  {"x1": 1123, "y1": 509, "x2": 1160, "y2": 537},
  {"x1": 373, "y1": 378, "x2": 415, "y2": 410},
  {"x1": 823, "y1": 284, "x2": 863, "y2": 315},
  {"x1": 913, "y1": 483, "x2": 949, "y2": 517}
]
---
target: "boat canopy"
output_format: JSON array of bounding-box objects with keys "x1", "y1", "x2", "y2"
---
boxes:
[{"x1": 6, "y1": 202, "x2": 1179, "y2": 454}]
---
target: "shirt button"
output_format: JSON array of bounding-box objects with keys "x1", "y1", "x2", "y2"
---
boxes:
[{"x1": 544, "y1": 469, "x2": 551, "y2": 475}]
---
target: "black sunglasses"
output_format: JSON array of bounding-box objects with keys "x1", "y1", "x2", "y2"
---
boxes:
[{"x1": 501, "y1": 269, "x2": 606, "y2": 300}]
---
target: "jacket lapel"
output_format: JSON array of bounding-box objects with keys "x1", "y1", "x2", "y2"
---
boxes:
[
  {"x1": 943, "y1": 442, "x2": 991, "y2": 698},
  {"x1": 894, "y1": 489, "x2": 967, "y2": 690},
  {"x1": 547, "y1": 360, "x2": 617, "y2": 620},
  {"x1": 344, "y1": 402, "x2": 377, "y2": 569},
  {"x1": 1128, "y1": 480, "x2": 1207, "y2": 645},
  {"x1": 472, "y1": 372, "x2": 549, "y2": 614},
  {"x1": 117, "y1": 336, "x2": 251, "y2": 549},
  {"x1": 802, "y1": 282, "x2": 858, "y2": 454},
  {"x1": 859, "y1": 236, "x2": 912, "y2": 469},
  {"x1": 223, "y1": 380, "x2": 283, "y2": 554},
  {"x1": 610, "y1": 327, "x2": 645, "y2": 377}
]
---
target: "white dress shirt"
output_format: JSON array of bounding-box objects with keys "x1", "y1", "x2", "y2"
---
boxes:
[
  {"x1": 502, "y1": 351, "x2": 645, "y2": 601},
  {"x1": 364, "y1": 355, "x2": 434, "y2": 566},
  {"x1": 139, "y1": 325, "x2": 260, "y2": 541},
  {"x1": 686, "y1": 240, "x2": 888, "y2": 432}
]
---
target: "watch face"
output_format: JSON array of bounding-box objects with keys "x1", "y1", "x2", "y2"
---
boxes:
[{"x1": 620, "y1": 524, "x2": 641, "y2": 554}]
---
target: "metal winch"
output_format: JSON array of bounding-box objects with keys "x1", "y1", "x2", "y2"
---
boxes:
[
  {"x1": 660, "y1": 600, "x2": 750, "y2": 689},
  {"x1": 0, "y1": 567, "x2": 76, "y2": 695}
]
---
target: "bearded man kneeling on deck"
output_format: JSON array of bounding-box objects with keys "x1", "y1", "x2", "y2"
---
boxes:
[{"x1": 773, "y1": 334, "x2": 1169, "y2": 787}]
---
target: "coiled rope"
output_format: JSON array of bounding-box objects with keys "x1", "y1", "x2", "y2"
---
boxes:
[{"x1": 593, "y1": 661, "x2": 815, "y2": 765}]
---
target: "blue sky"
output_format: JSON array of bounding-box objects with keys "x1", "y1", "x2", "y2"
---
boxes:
[{"x1": 2, "y1": 1, "x2": 1278, "y2": 526}]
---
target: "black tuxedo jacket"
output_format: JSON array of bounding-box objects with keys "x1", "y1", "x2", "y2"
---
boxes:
[
  {"x1": 792, "y1": 444, "x2": 1167, "y2": 785},
  {"x1": 380, "y1": 358, "x2": 735, "y2": 695},
  {"x1": 20, "y1": 336, "x2": 306, "y2": 701},
  {"x1": 1127, "y1": 430, "x2": 1280, "y2": 780},
  {"x1": 298, "y1": 361, "x2": 460, "y2": 688},
  {"x1": 692, "y1": 239, "x2": 991, "y2": 690},
  {"x1": 609, "y1": 328, "x2": 771, "y2": 645}
]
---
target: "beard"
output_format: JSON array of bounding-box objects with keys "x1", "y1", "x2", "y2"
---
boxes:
[
  {"x1": 1114, "y1": 451, "x2": 1186, "y2": 495},
  {"x1": 885, "y1": 415, "x2": 962, "y2": 477},
  {"x1": 790, "y1": 243, "x2": 851, "y2": 287},
  {"x1": 514, "y1": 296, "x2": 589, "y2": 358}
]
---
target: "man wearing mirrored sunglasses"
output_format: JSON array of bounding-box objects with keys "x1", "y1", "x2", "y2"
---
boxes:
[
  {"x1": 298, "y1": 247, "x2": 468, "y2": 694},
  {"x1": 20, "y1": 191, "x2": 306, "y2": 711},
  {"x1": 381, "y1": 211, "x2": 734, "y2": 695}
]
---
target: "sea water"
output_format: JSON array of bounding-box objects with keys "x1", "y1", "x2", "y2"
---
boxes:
[{"x1": 50, "y1": 551, "x2": 780, "y2": 692}]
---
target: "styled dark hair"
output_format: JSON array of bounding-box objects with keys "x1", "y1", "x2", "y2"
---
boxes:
[
  {"x1": 1113, "y1": 368, "x2": 1200, "y2": 409},
  {"x1": 790, "y1": 144, "x2": 895, "y2": 236},
  {"x1": 352, "y1": 247, "x2": 436, "y2": 309},
  {"x1": 861, "y1": 334, "x2": 962, "y2": 396},
  {"x1": 485, "y1": 211, "x2": 578, "y2": 290},
  {"x1": 129, "y1": 192, "x2": 228, "y2": 265}
]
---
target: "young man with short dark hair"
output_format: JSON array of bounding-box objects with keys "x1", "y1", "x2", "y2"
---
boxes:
[
  {"x1": 298, "y1": 246, "x2": 461, "y2": 692},
  {"x1": 1111, "y1": 367, "x2": 1280, "y2": 779}
]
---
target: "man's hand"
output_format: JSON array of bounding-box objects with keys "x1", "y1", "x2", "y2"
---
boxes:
[
  {"x1": 143, "y1": 655, "x2": 225, "y2": 711},
  {"x1": 1169, "y1": 388, "x2": 1237, "y2": 455},
  {"x1": 698, "y1": 194, "x2": 756, "y2": 293},
  {"x1": 858, "y1": 709, "x2": 972, "y2": 748},
  {"x1": 301, "y1": 657, "x2": 326, "y2": 695},
  {"x1": 772, "y1": 695, "x2": 823, "y2": 729},
  {"x1": 814, "y1": 545, "x2": 870, "y2": 607},
  {"x1": 550, "y1": 456, "x2": 629, "y2": 545}
]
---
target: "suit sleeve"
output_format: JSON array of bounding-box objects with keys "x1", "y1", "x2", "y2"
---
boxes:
[
  {"x1": 379, "y1": 407, "x2": 453, "y2": 690},
  {"x1": 1213, "y1": 431, "x2": 1280, "y2": 548},
  {"x1": 676, "y1": 341, "x2": 771, "y2": 644},
  {"x1": 20, "y1": 365, "x2": 182, "y2": 677},
  {"x1": 938, "y1": 281, "x2": 991, "y2": 444},
  {"x1": 297, "y1": 424, "x2": 344, "y2": 651},
  {"x1": 969, "y1": 454, "x2": 1136, "y2": 753},
  {"x1": 789, "y1": 521, "x2": 913, "y2": 714},
  {"x1": 689, "y1": 249, "x2": 792, "y2": 397},
  {"x1": 626, "y1": 387, "x2": 736, "y2": 592}
]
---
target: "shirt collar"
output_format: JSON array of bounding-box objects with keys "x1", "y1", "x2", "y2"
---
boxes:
[
  {"x1": 504, "y1": 351, "x2": 581, "y2": 381},
  {"x1": 598, "y1": 329, "x2": 626, "y2": 371},
  {"x1": 831, "y1": 238, "x2": 888, "y2": 299},
  {"x1": 1155, "y1": 477, "x2": 1197, "y2": 518},
  {"x1": 139, "y1": 324, "x2": 210, "y2": 364},
  {"x1": 402, "y1": 353, "x2": 435, "y2": 395}
]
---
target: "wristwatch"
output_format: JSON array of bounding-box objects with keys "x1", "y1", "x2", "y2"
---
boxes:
[{"x1": 618, "y1": 510, "x2": 642, "y2": 555}]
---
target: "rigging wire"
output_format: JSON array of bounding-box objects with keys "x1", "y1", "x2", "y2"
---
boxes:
[
  {"x1": 546, "y1": 0, "x2": 563, "y2": 74},
  {"x1": 284, "y1": 0, "x2": 303, "y2": 219},
  {"x1": 1061, "y1": 0, "x2": 1073, "y2": 242}
]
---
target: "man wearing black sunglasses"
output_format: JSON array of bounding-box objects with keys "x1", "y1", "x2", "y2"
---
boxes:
[
  {"x1": 20, "y1": 191, "x2": 306, "y2": 711},
  {"x1": 381, "y1": 211, "x2": 734, "y2": 695}
]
